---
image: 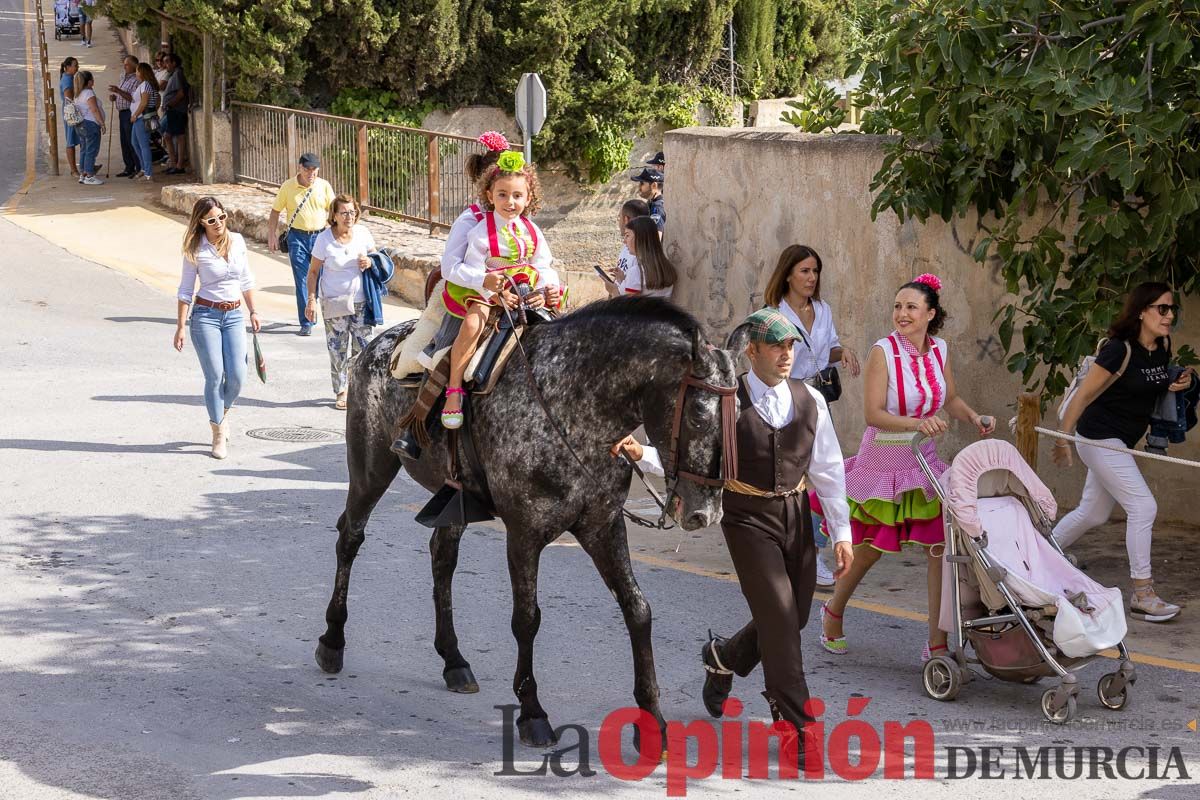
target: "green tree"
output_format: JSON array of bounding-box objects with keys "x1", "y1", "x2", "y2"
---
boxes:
[{"x1": 804, "y1": 0, "x2": 1200, "y2": 396}]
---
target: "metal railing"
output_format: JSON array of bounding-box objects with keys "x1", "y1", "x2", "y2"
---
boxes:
[
  {"x1": 231, "y1": 102, "x2": 514, "y2": 231},
  {"x1": 33, "y1": 0, "x2": 60, "y2": 174}
]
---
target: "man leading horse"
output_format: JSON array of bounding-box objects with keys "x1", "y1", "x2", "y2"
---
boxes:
[{"x1": 616, "y1": 307, "x2": 854, "y2": 765}]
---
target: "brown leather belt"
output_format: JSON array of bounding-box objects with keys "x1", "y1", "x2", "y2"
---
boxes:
[
  {"x1": 724, "y1": 478, "x2": 807, "y2": 499},
  {"x1": 194, "y1": 297, "x2": 241, "y2": 311}
]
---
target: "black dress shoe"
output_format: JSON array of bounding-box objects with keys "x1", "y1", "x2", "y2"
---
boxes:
[
  {"x1": 391, "y1": 429, "x2": 421, "y2": 460},
  {"x1": 115, "y1": 170, "x2": 133, "y2": 178},
  {"x1": 701, "y1": 631, "x2": 734, "y2": 718}
]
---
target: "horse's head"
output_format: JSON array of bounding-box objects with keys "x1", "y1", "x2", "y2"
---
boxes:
[{"x1": 653, "y1": 328, "x2": 740, "y2": 531}]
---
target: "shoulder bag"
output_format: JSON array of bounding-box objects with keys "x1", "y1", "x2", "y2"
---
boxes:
[
  {"x1": 809, "y1": 366, "x2": 842, "y2": 403},
  {"x1": 277, "y1": 183, "x2": 316, "y2": 251}
]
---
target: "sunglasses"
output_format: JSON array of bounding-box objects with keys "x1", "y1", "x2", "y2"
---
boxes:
[
  {"x1": 202, "y1": 213, "x2": 228, "y2": 226},
  {"x1": 1147, "y1": 303, "x2": 1179, "y2": 316}
]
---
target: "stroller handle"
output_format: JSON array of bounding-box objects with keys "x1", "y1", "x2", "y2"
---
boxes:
[{"x1": 909, "y1": 432, "x2": 950, "y2": 504}]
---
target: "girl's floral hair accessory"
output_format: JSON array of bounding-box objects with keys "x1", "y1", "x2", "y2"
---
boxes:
[
  {"x1": 914, "y1": 273, "x2": 943, "y2": 293},
  {"x1": 478, "y1": 131, "x2": 509, "y2": 152},
  {"x1": 497, "y1": 151, "x2": 526, "y2": 173}
]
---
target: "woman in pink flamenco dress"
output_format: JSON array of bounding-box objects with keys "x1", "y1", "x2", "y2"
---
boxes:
[{"x1": 815, "y1": 274, "x2": 995, "y2": 664}]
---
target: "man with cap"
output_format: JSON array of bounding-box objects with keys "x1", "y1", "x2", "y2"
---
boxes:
[
  {"x1": 268, "y1": 153, "x2": 337, "y2": 335},
  {"x1": 613, "y1": 307, "x2": 853, "y2": 766},
  {"x1": 645, "y1": 151, "x2": 666, "y2": 176},
  {"x1": 631, "y1": 167, "x2": 666, "y2": 233}
]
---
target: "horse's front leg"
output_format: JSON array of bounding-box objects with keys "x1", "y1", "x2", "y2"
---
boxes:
[
  {"x1": 508, "y1": 536, "x2": 557, "y2": 747},
  {"x1": 576, "y1": 515, "x2": 667, "y2": 756},
  {"x1": 430, "y1": 524, "x2": 478, "y2": 693}
]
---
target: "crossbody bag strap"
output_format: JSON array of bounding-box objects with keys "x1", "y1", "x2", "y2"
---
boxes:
[
  {"x1": 286, "y1": 183, "x2": 316, "y2": 232},
  {"x1": 485, "y1": 212, "x2": 501, "y2": 258}
]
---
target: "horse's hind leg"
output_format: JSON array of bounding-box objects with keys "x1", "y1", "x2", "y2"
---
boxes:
[
  {"x1": 430, "y1": 524, "x2": 479, "y2": 693},
  {"x1": 576, "y1": 516, "x2": 667, "y2": 756},
  {"x1": 315, "y1": 455, "x2": 400, "y2": 674},
  {"x1": 508, "y1": 537, "x2": 557, "y2": 747}
]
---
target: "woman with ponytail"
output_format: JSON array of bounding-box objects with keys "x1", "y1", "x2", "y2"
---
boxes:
[{"x1": 815, "y1": 274, "x2": 995, "y2": 665}]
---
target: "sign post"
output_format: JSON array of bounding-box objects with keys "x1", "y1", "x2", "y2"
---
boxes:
[{"x1": 515, "y1": 73, "x2": 547, "y2": 163}]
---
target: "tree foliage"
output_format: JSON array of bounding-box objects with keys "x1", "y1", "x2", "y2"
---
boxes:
[
  {"x1": 97, "y1": 0, "x2": 851, "y2": 182},
  {"x1": 801, "y1": 0, "x2": 1200, "y2": 397}
]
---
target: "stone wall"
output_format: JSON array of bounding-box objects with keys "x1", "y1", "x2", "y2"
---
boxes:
[{"x1": 662, "y1": 126, "x2": 1199, "y2": 522}]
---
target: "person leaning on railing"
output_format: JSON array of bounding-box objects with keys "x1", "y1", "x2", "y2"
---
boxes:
[{"x1": 1052, "y1": 281, "x2": 1195, "y2": 623}]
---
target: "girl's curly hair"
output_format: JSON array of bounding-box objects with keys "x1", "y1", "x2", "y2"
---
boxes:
[{"x1": 476, "y1": 163, "x2": 542, "y2": 217}]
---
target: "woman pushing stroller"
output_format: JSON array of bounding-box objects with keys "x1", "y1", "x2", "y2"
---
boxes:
[{"x1": 816, "y1": 274, "x2": 995, "y2": 664}]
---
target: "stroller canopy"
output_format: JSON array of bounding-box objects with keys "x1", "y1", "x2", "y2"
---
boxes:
[{"x1": 942, "y1": 439, "x2": 1057, "y2": 539}]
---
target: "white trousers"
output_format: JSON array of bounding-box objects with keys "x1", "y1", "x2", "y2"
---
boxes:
[{"x1": 1052, "y1": 437, "x2": 1156, "y2": 579}]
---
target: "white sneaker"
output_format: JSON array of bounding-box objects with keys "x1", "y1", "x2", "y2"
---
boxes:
[
  {"x1": 141, "y1": 174, "x2": 152, "y2": 181},
  {"x1": 815, "y1": 551, "x2": 836, "y2": 587},
  {"x1": 82, "y1": 175, "x2": 105, "y2": 185}
]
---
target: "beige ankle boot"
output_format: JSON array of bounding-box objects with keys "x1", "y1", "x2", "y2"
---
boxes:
[
  {"x1": 210, "y1": 421, "x2": 228, "y2": 459},
  {"x1": 220, "y1": 408, "x2": 232, "y2": 438}
]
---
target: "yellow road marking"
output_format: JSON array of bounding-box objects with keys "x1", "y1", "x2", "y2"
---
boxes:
[
  {"x1": 1, "y1": 0, "x2": 37, "y2": 213},
  {"x1": 401, "y1": 500, "x2": 1200, "y2": 674}
]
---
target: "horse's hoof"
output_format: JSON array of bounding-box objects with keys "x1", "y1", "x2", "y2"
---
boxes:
[
  {"x1": 443, "y1": 666, "x2": 479, "y2": 694},
  {"x1": 314, "y1": 641, "x2": 344, "y2": 674},
  {"x1": 518, "y1": 717, "x2": 558, "y2": 748},
  {"x1": 633, "y1": 723, "x2": 669, "y2": 761}
]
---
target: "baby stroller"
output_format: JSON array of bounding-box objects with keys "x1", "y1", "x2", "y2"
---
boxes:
[
  {"x1": 916, "y1": 436, "x2": 1136, "y2": 724},
  {"x1": 54, "y1": 0, "x2": 81, "y2": 40}
]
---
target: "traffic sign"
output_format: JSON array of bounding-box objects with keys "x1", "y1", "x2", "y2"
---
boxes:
[{"x1": 515, "y1": 73, "x2": 547, "y2": 162}]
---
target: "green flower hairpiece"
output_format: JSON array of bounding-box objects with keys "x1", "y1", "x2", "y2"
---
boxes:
[{"x1": 497, "y1": 151, "x2": 525, "y2": 173}]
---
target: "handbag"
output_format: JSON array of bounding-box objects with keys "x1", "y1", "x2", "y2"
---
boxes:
[
  {"x1": 251, "y1": 332, "x2": 267, "y2": 383},
  {"x1": 63, "y1": 99, "x2": 83, "y2": 128},
  {"x1": 320, "y1": 293, "x2": 357, "y2": 319},
  {"x1": 278, "y1": 183, "x2": 316, "y2": 250},
  {"x1": 809, "y1": 366, "x2": 842, "y2": 403}
]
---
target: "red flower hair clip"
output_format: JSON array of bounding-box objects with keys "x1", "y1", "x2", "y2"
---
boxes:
[
  {"x1": 914, "y1": 273, "x2": 943, "y2": 292},
  {"x1": 478, "y1": 131, "x2": 509, "y2": 152}
]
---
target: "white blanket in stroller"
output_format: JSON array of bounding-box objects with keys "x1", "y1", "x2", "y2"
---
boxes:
[{"x1": 975, "y1": 496, "x2": 1127, "y2": 658}]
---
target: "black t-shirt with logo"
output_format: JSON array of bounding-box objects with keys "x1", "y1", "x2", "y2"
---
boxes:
[{"x1": 1077, "y1": 338, "x2": 1171, "y2": 448}]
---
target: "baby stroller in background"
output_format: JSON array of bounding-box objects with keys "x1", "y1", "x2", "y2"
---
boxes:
[
  {"x1": 917, "y1": 436, "x2": 1136, "y2": 724},
  {"x1": 54, "y1": 0, "x2": 81, "y2": 40}
]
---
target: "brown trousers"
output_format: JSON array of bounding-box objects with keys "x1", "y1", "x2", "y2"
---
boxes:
[{"x1": 717, "y1": 490, "x2": 817, "y2": 728}]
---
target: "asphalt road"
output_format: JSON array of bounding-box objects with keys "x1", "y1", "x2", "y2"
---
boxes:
[
  {"x1": 2, "y1": 6, "x2": 1200, "y2": 800},
  {"x1": 1, "y1": 0, "x2": 37, "y2": 203}
]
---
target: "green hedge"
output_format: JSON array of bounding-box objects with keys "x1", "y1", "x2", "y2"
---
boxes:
[{"x1": 100, "y1": 0, "x2": 852, "y2": 182}]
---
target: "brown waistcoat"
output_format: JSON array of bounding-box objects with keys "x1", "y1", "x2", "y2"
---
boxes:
[{"x1": 731, "y1": 376, "x2": 818, "y2": 494}]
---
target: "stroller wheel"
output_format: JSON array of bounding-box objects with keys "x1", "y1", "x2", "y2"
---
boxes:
[
  {"x1": 922, "y1": 656, "x2": 962, "y2": 702},
  {"x1": 1097, "y1": 673, "x2": 1130, "y2": 710},
  {"x1": 1041, "y1": 688, "x2": 1076, "y2": 724}
]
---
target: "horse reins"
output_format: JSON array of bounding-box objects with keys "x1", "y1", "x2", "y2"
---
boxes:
[{"x1": 494, "y1": 286, "x2": 737, "y2": 530}]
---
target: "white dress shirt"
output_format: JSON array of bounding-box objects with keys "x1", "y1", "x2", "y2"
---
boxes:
[
  {"x1": 778, "y1": 298, "x2": 842, "y2": 380},
  {"x1": 177, "y1": 232, "x2": 254, "y2": 304},
  {"x1": 636, "y1": 370, "x2": 852, "y2": 544}
]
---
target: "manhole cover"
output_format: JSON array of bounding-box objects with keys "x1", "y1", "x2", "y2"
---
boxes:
[{"x1": 246, "y1": 427, "x2": 344, "y2": 443}]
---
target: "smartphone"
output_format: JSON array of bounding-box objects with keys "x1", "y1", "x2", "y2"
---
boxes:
[{"x1": 593, "y1": 265, "x2": 618, "y2": 285}]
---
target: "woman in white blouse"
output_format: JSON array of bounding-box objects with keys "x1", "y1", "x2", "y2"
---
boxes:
[
  {"x1": 304, "y1": 195, "x2": 378, "y2": 410},
  {"x1": 764, "y1": 244, "x2": 860, "y2": 587},
  {"x1": 763, "y1": 244, "x2": 860, "y2": 382},
  {"x1": 174, "y1": 197, "x2": 260, "y2": 459}
]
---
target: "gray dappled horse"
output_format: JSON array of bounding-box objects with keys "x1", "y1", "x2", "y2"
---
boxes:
[{"x1": 315, "y1": 296, "x2": 737, "y2": 751}]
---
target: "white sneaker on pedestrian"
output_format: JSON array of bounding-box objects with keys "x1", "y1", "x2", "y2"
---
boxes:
[
  {"x1": 142, "y1": 174, "x2": 153, "y2": 181},
  {"x1": 81, "y1": 176, "x2": 105, "y2": 185},
  {"x1": 815, "y1": 551, "x2": 836, "y2": 587}
]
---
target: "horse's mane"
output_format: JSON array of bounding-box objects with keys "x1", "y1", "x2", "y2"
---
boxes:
[{"x1": 553, "y1": 295, "x2": 702, "y2": 337}]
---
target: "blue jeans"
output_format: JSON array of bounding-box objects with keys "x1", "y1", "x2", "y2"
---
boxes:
[
  {"x1": 79, "y1": 120, "x2": 101, "y2": 175},
  {"x1": 131, "y1": 116, "x2": 153, "y2": 175},
  {"x1": 190, "y1": 304, "x2": 247, "y2": 424},
  {"x1": 287, "y1": 229, "x2": 320, "y2": 327}
]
